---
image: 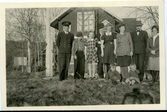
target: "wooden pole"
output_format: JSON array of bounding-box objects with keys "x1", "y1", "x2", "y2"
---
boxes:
[
  {"x1": 27, "y1": 40, "x2": 31, "y2": 73},
  {"x1": 45, "y1": 8, "x2": 53, "y2": 77},
  {"x1": 22, "y1": 39, "x2": 24, "y2": 72}
]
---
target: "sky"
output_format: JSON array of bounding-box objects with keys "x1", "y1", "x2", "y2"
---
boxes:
[{"x1": 106, "y1": 7, "x2": 137, "y2": 18}]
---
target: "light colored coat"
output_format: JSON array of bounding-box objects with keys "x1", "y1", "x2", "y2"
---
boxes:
[{"x1": 116, "y1": 32, "x2": 133, "y2": 56}]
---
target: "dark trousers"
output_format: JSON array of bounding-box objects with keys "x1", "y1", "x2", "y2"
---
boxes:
[
  {"x1": 97, "y1": 54, "x2": 104, "y2": 78},
  {"x1": 74, "y1": 51, "x2": 85, "y2": 79},
  {"x1": 133, "y1": 54, "x2": 145, "y2": 81},
  {"x1": 150, "y1": 70, "x2": 159, "y2": 82},
  {"x1": 58, "y1": 53, "x2": 71, "y2": 81}
]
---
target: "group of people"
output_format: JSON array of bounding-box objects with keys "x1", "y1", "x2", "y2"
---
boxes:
[{"x1": 56, "y1": 20, "x2": 159, "y2": 85}]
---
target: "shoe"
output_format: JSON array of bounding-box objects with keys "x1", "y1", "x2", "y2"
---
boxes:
[
  {"x1": 122, "y1": 81, "x2": 126, "y2": 85},
  {"x1": 82, "y1": 77, "x2": 86, "y2": 80}
]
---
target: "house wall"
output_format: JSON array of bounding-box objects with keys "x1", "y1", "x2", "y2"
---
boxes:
[
  {"x1": 123, "y1": 18, "x2": 136, "y2": 32},
  {"x1": 98, "y1": 9, "x2": 116, "y2": 32},
  {"x1": 56, "y1": 8, "x2": 120, "y2": 74}
]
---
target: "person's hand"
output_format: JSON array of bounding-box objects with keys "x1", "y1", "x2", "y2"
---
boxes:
[
  {"x1": 151, "y1": 50, "x2": 156, "y2": 55},
  {"x1": 98, "y1": 41, "x2": 101, "y2": 44},
  {"x1": 74, "y1": 55, "x2": 77, "y2": 59},
  {"x1": 85, "y1": 55, "x2": 87, "y2": 60},
  {"x1": 130, "y1": 51, "x2": 133, "y2": 56},
  {"x1": 101, "y1": 52, "x2": 104, "y2": 57},
  {"x1": 114, "y1": 50, "x2": 116, "y2": 55}
]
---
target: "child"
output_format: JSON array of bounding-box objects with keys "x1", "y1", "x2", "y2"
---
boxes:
[
  {"x1": 85, "y1": 31, "x2": 98, "y2": 79},
  {"x1": 105, "y1": 63, "x2": 121, "y2": 85},
  {"x1": 125, "y1": 64, "x2": 140, "y2": 86},
  {"x1": 72, "y1": 32, "x2": 87, "y2": 79}
]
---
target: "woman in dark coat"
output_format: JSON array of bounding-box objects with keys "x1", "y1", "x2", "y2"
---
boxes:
[
  {"x1": 101, "y1": 23, "x2": 117, "y2": 77},
  {"x1": 147, "y1": 25, "x2": 159, "y2": 83},
  {"x1": 116, "y1": 23, "x2": 133, "y2": 84}
]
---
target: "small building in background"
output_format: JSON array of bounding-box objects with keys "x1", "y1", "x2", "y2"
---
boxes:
[{"x1": 50, "y1": 7, "x2": 123, "y2": 74}]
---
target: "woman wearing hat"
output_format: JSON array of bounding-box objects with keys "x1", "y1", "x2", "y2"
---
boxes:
[
  {"x1": 72, "y1": 32, "x2": 87, "y2": 79},
  {"x1": 101, "y1": 23, "x2": 116, "y2": 77},
  {"x1": 116, "y1": 23, "x2": 133, "y2": 84},
  {"x1": 147, "y1": 25, "x2": 159, "y2": 84}
]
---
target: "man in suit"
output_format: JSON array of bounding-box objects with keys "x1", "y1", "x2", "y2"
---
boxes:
[
  {"x1": 130, "y1": 20, "x2": 148, "y2": 82},
  {"x1": 56, "y1": 21, "x2": 74, "y2": 81},
  {"x1": 96, "y1": 23, "x2": 105, "y2": 78}
]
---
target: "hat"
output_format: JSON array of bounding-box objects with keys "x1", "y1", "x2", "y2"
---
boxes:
[
  {"x1": 136, "y1": 20, "x2": 143, "y2": 26},
  {"x1": 98, "y1": 23, "x2": 104, "y2": 29},
  {"x1": 76, "y1": 32, "x2": 83, "y2": 37},
  {"x1": 62, "y1": 21, "x2": 71, "y2": 27},
  {"x1": 116, "y1": 23, "x2": 126, "y2": 32},
  {"x1": 110, "y1": 63, "x2": 116, "y2": 67},
  {"x1": 106, "y1": 23, "x2": 114, "y2": 28}
]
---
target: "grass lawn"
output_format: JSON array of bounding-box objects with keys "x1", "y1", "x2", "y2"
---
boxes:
[{"x1": 6, "y1": 71, "x2": 160, "y2": 107}]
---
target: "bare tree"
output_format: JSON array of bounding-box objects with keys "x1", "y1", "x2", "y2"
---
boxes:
[
  {"x1": 126, "y1": 6, "x2": 159, "y2": 29},
  {"x1": 6, "y1": 8, "x2": 46, "y2": 73}
]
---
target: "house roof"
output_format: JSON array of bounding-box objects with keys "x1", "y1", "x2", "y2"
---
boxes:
[
  {"x1": 122, "y1": 18, "x2": 137, "y2": 32},
  {"x1": 50, "y1": 7, "x2": 123, "y2": 29}
]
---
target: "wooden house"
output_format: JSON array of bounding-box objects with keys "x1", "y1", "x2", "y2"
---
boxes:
[
  {"x1": 50, "y1": 7, "x2": 137, "y2": 75},
  {"x1": 50, "y1": 7, "x2": 123, "y2": 35},
  {"x1": 50, "y1": 7, "x2": 124, "y2": 74}
]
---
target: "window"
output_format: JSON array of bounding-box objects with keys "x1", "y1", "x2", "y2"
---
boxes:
[{"x1": 77, "y1": 11, "x2": 95, "y2": 32}]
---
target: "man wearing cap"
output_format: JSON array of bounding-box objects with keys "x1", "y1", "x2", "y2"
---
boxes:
[
  {"x1": 56, "y1": 21, "x2": 74, "y2": 81},
  {"x1": 96, "y1": 23, "x2": 105, "y2": 78},
  {"x1": 130, "y1": 20, "x2": 148, "y2": 82}
]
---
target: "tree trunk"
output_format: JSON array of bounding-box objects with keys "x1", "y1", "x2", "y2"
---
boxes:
[
  {"x1": 27, "y1": 40, "x2": 31, "y2": 73},
  {"x1": 45, "y1": 8, "x2": 53, "y2": 77},
  {"x1": 37, "y1": 41, "x2": 40, "y2": 66},
  {"x1": 34, "y1": 42, "x2": 36, "y2": 73},
  {"x1": 22, "y1": 40, "x2": 24, "y2": 72}
]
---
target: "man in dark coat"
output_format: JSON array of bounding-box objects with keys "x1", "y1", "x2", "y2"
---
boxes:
[
  {"x1": 130, "y1": 20, "x2": 148, "y2": 82},
  {"x1": 56, "y1": 21, "x2": 74, "y2": 81},
  {"x1": 96, "y1": 23, "x2": 105, "y2": 78}
]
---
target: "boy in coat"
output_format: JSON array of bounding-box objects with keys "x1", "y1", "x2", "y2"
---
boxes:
[{"x1": 105, "y1": 63, "x2": 121, "y2": 85}]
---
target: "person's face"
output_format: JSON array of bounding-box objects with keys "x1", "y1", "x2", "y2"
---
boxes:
[
  {"x1": 63, "y1": 26, "x2": 69, "y2": 32},
  {"x1": 99, "y1": 29, "x2": 104, "y2": 35},
  {"x1": 89, "y1": 32, "x2": 94, "y2": 39},
  {"x1": 107, "y1": 26, "x2": 112, "y2": 32},
  {"x1": 119, "y1": 26, "x2": 125, "y2": 33},
  {"x1": 136, "y1": 26, "x2": 142, "y2": 31},
  {"x1": 78, "y1": 36, "x2": 83, "y2": 39},
  {"x1": 130, "y1": 65, "x2": 136, "y2": 70},
  {"x1": 110, "y1": 66, "x2": 116, "y2": 71},
  {"x1": 152, "y1": 28, "x2": 158, "y2": 36}
]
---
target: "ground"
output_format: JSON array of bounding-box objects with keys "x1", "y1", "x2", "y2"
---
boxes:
[{"x1": 6, "y1": 71, "x2": 160, "y2": 107}]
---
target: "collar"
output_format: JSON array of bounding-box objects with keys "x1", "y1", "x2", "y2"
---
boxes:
[
  {"x1": 105, "y1": 32, "x2": 112, "y2": 36},
  {"x1": 64, "y1": 31, "x2": 69, "y2": 34},
  {"x1": 153, "y1": 33, "x2": 159, "y2": 39},
  {"x1": 136, "y1": 30, "x2": 141, "y2": 32},
  {"x1": 88, "y1": 38, "x2": 94, "y2": 41}
]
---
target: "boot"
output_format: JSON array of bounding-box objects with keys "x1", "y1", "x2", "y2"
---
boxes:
[
  {"x1": 155, "y1": 71, "x2": 159, "y2": 82},
  {"x1": 150, "y1": 70, "x2": 155, "y2": 83}
]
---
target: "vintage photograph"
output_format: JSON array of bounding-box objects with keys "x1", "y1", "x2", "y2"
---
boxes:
[{"x1": 3, "y1": 1, "x2": 165, "y2": 109}]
